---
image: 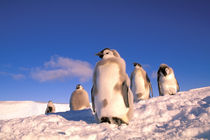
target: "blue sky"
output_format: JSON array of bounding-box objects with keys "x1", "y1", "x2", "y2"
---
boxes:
[{"x1": 0, "y1": 0, "x2": 210, "y2": 103}]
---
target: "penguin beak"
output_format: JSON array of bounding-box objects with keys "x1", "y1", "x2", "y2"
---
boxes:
[{"x1": 96, "y1": 52, "x2": 104, "y2": 58}]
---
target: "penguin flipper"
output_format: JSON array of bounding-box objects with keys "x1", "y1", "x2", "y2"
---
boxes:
[
  {"x1": 157, "y1": 74, "x2": 163, "y2": 96},
  {"x1": 122, "y1": 81, "x2": 129, "y2": 108},
  {"x1": 149, "y1": 84, "x2": 153, "y2": 97},
  {"x1": 176, "y1": 80, "x2": 180, "y2": 92},
  {"x1": 130, "y1": 72, "x2": 134, "y2": 89},
  {"x1": 158, "y1": 81, "x2": 163, "y2": 96},
  {"x1": 146, "y1": 73, "x2": 151, "y2": 83},
  {"x1": 91, "y1": 86, "x2": 96, "y2": 112},
  {"x1": 146, "y1": 73, "x2": 153, "y2": 97}
]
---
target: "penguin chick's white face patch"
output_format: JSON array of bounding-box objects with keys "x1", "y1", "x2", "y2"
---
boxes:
[
  {"x1": 102, "y1": 49, "x2": 115, "y2": 59},
  {"x1": 135, "y1": 65, "x2": 141, "y2": 69},
  {"x1": 165, "y1": 68, "x2": 170, "y2": 75}
]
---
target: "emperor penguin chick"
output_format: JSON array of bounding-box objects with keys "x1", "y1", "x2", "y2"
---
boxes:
[
  {"x1": 45, "y1": 100, "x2": 55, "y2": 114},
  {"x1": 130, "y1": 63, "x2": 153, "y2": 101},
  {"x1": 70, "y1": 84, "x2": 90, "y2": 110},
  {"x1": 157, "y1": 64, "x2": 180, "y2": 96},
  {"x1": 91, "y1": 48, "x2": 133, "y2": 126}
]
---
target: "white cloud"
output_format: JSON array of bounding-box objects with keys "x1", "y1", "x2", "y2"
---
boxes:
[
  {"x1": 0, "y1": 71, "x2": 25, "y2": 80},
  {"x1": 31, "y1": 56, "x2": 93, "y2": 82}
]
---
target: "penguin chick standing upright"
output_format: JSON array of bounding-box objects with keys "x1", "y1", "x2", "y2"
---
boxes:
[
  {"x1": 157, "y1": 64, "x2": 180, "y2": 96},
  {"x1": 45, "y1": 100, "x2": 55, "y2": 114},
  {"x1": 130, "y1": 63, "x2": 153, "y2": 101},
  {"x1": 91, "y1": 48, "x2": 133, "y2": 126},
  {"x1": 70, "y1": 84, "x2": 90, "y2": 110}
]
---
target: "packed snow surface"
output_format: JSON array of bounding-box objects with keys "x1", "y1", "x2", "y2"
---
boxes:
[{"x1": 0, "y1": 87, "x2": 210, "y2": 139}]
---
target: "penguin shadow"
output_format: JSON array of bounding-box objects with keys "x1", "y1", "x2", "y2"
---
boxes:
[{"x1": 47, "y1": 108, "x2": 96, "y2": 124}]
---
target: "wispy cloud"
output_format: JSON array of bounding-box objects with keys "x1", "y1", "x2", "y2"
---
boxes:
[
  {"x1": 30, "y1": 56, "x2": 93, "y2": 82},
  {"x1": 142, "y1": 64, "x2": 151, "y2": 69},
  {"x1": 0, "y1": 71, "x2": 25, "y2": 80},
  {"x1": 12, "y1": 74, "x2": 26, "y2": 80},
  {"x1": 151, "y1": 71, "x2": 157, "y2": 79}
]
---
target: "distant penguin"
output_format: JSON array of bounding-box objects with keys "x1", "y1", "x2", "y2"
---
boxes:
[
  {"x1": 157, "y1": 64, "x2": 180, "y2": 96},
  {"x1": 91, "y1": 48, "x2": 133, "y2": 125},
  {"x1": 130, "y1": 62, "x2": 153, "y2": 101},
  {"x1": 70, "y1": 84, "x2": 90, "y2": 110},
  {"x1": 45, "y1": 100, "x2": 55, "y2": 114}
]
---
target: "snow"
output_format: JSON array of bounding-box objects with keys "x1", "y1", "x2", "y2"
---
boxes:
[
  {"x1": 0, "y1": 101, "x2": 69, "y2": 120},
  {"x1": 0, "y1": 87, "x2": 210, "y2": 139}
]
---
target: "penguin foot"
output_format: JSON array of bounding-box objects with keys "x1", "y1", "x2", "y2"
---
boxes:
[
  {"x1": 170, "y1": 92, "x2": 176, "y2": 95},
  {"x1": 112, "y1": 117, "x2": 128, "y2": 126},
  {"x1": 100, "y1": 117, "x2": 128, "y2": 126},
  {"x1": 100, "y1": 117, "x2": 111, "y2": 124}
]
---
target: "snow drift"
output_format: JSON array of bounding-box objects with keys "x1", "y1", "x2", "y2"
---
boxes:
[
  {"x1": 0, "y1": 87, "x2": 209, "y2": 139},
  {"x1": 0, "y1": 101, "x2": 69, "y2": 120}
]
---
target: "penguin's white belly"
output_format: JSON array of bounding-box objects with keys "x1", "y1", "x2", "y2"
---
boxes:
[
  {"x1": 132, "y1": 73, "x2": 149, "y2": 100},
  {"x1": 132, "y1": 74, "x2": 146, "y2": 93},
  {"x1": 160, "y1": 75, "x2": 177, "y2": 95},
  {"x1": 95, "y1": 63, "x2": 128, "y2": 119}
]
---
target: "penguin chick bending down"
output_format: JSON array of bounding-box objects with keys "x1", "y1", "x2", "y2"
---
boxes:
[
  {"x1": 130, "y1": 62, "x2": 153, "y2": 101},
  {"x1": 45, "y1": 100, "x2": 55, "y2": 114},
  {"x1": 157, "y1": 64, "x2": 180, "y2": 96},
  {"x1": 70, "y1": 84, "x2": 90, "y2": 110},
  {"x1": 91, "y1": 48, "x2": 133, "y2": 126}
]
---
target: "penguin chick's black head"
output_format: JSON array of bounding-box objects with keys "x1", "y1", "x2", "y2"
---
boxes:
[
  {"x1": 76, "y1": 84, "x2": 81, "y2": 89},
  {"x1": 158, "y1": 64, "x2": 169, "y2": 76},
  {"x1": 96, "y1": 48, "x2": 111, "y2": 59},
  {"x1": 133, "y1": 62, "x2": 142, "y2": 67}
]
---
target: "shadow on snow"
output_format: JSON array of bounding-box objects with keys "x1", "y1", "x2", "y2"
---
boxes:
[{"x1": 47, "y1": 108, "x2": 96, "y2": 124}]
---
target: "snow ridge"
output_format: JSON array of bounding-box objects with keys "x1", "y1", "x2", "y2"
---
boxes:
[{"x1": 0, "y1": 87, "x2": 209, "y2": 139}]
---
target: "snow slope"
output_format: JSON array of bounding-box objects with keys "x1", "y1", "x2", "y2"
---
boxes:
[
  {"x1": 0, "y1": 87, "x2": 209, "y2": 139},
  {"x1": 0, "y1": 101, "x2": 69, "y2": 120}
]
